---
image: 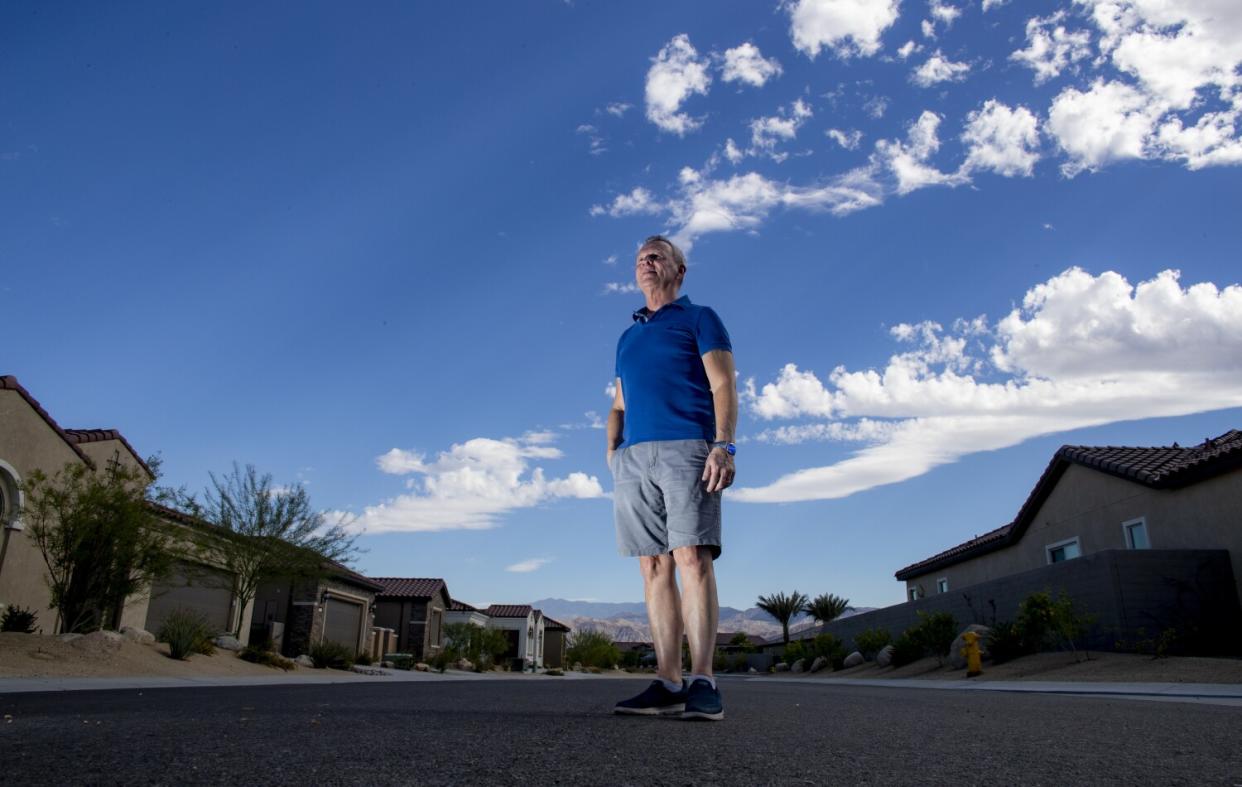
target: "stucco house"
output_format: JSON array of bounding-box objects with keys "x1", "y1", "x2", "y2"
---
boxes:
[
  {"x1": 250, "y1": 563, "x2": 383, "y2": 657},
  {"x1": 0, "y1": 375, "x2": 255, "y2": 638},
  {"x1": 445, "y1": 599, "x2": 490, "y2": 628},
  {"x1": 485, "y1": 604, "x2": 545, "y2": 669},
  {"x1": 542, "y1": 615, "x2": 570, "y2": 669},
  {"x1": 370, "y1": 577, "x2": 451, "y2": 659}
]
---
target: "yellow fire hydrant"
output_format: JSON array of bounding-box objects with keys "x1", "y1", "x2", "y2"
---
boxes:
[{"x1": 961, "y1": 631, "x2": 983, "y2": 678}]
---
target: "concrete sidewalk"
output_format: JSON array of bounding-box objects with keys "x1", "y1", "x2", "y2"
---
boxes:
[{"x1": 758, "y1": 675, "x2": 1242, "y2": 706}]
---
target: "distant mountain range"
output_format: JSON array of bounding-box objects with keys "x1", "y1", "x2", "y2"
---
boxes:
[{"x1": 531, "y1": 597, "x2": 877, "y2": 644}]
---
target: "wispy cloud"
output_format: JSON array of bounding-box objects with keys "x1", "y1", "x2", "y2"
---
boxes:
[{"x1": 506, "y1": 557, "x2": 553, "y2": 573}]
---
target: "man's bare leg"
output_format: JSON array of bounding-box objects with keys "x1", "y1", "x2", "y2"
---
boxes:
[
  {"x1": 641, "y1": 554, "x2": 684, "y2": 684},
  {"x1": 673, "y1": 545, "x2": 718, "y2": 678}
]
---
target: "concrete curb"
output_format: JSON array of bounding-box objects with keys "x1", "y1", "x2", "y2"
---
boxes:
[{"x1": 755, "y1": 676, "x2": 1242, "y2": 700}]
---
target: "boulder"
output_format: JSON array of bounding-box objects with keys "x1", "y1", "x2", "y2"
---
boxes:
[
  {"x1": 70, "y1": 630, "x2": 123, "y2": 653},
  {"x1": 843, "y1": 651, "x2": 865, "y2": 668},
  {"x1": 876, "y1": 644, "x2": 895, "y2": 667},
  {"x1": 414, "y1": 662, "x2": 430, "y2": 672},
  {"x1": 789, "y1": 658, "x2": 806, "y2": 673},
  {"x1": 213, "y1": 635, "x2": 243, "y2": 652},
  {"x1": 352, "y1": 665, "x2": 385, "y2": 676},
  {"x1": 455, "y1": 658, "x2": 475, "y2": 671},
  {"x1": 748, "y1": 666, "x2": 758, "y2": 674},
  {"x1": 380, "y1": 661, "x2": 394, "y2": 669},
  {"x1": 950, "y1": 625, "x2": 992, "y2": 670},
  {"x1": 809, "y1": 656, "x2": 829, "y2": 673},
  {"x1": 295, "y1": 654, "x2": 315, "y2": 668},
  {"x1": 120, "y1": 626, "x2": 155, "y2": 645},
  {"x1": 774, "y1": 662, "x2": 790, "y2": 672}
]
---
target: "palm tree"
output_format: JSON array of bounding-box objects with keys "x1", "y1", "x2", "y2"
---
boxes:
[
  {"x1": 757, "y1": 591, "x2": 809, "y2": 646},
  {"x1": 806, "y1": 593, "x2": 850, "y2": 628}
]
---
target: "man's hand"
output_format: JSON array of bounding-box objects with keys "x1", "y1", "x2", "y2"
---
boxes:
[{"x1": 701, "y1": 446, "x2": 735, "y2": 493}]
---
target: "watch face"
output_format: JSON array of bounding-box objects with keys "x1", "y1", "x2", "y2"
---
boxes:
[{"x1": 726, "y1": 443, "x2": 736, "y2": 456}]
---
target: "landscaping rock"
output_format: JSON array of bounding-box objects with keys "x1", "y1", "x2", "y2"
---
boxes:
[
  {"x1": 774, "y1": 662, "x2": 790, "y2": 672},
  {"x1": 295, "y1": 654, "x2": 315, "y2": 668},
  {"x1": 414, "y1": 662, "x2": 430, "y2": 672},
  {"x1": 352, "y1": 665, "x2": 386, "y2": 676},
  {"x1": 748, "y1": 666, "x2": 757, "y2": 674},
  {"x1": 70, "y1": 630, "x2": 123, "y2": 654},
  {"x1": 213, "y1": 635, "x2": 243, "y2": 652},
  {"x1": 380, "y1": 661, "x2": 394, "y2": 669},
  {"x1": 949, "y1": 624, "x2": 993, "y2": 670},
  {"x1": 843, "y1": 651, "x2": 865, "y2": 668},
  {"x1": 809, "y1": 656, "x2": 829, "y2": 673},
  {"x1": 120, "y1": 626, "x2": 155, "y2": 645},
  {"x1": 790, "y1": 658, "x2": 806, "y2": 673},
  {"x1": 455, "y1": 658, "x2": 475, "y2": 671},
  {"x1": 876, "y1": 644, "x2": 895, "y2": 667}
]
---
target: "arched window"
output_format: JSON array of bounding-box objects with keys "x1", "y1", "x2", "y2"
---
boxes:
[{"x1": 0, "y1": 460, "x2": 22, "y2": 530}]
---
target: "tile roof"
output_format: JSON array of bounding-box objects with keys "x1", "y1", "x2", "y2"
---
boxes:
[
  {"x1": 895, "y1": 429, "x2": 1242, "y2": 580},
  {"x1": 449, "y1": 599, "x2": 482, "y2": 613},
  {"x1": 64, "y1": 428, "x2": 154, "y2": 478},
  {"x1": 1, "y1": 375, "x2": 94, "y2": 468},
  {"x1": 542, "y1": 615, "x2": 571, "y2": 632},
  {"x1": 715, "y1": 632, "x2": 766, "y2": 648},
  {"x1": 371, "y1": 577, "x2": 447, "y2": 599},
  {"x1": 484, "y1": 604, "x2": 533, "y2": 619}
]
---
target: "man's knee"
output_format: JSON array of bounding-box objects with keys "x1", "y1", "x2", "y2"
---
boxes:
[
  {"x1": 671, "y1": 545, "x2": 713, "y2": 577},
  {"x1": 639, "y1": 554, "x2": 675, "y2": 584}
]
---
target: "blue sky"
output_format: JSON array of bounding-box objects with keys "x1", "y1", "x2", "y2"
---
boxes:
[{"x1": 4, "y1": 1, "x2": 1240, "y2": 610}]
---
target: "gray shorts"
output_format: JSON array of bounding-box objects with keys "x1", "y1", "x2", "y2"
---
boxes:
[{"x1": 611, "y1": 439, "x2": 722, "y2": 560}]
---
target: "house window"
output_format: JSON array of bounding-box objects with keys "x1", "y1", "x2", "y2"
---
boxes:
[
  {"x1": 1123, "y1": 517, "x2": 1150, "y2": 549},
  {"x1": 908, "y1": 586, "x2": 923, "y2": 602},
  {"x1": 936, "y1": 578, "x2": 949, "y2": 594},
  {"x1": 0, "y1": 461, "x2": 22, "y2": 530},
  {"x1": 1046, "y1": 538, "x2": 1081, "y2": 564}
]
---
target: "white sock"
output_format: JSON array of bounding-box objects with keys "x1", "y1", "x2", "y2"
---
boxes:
[
  {"x1": 687, "y1": 673, "x2": 716, "y2": 689},
  {"x1": 660, "y1": 678, "x2": 684, "y2": 692}
]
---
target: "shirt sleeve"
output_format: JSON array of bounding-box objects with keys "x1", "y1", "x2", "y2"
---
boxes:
[{"x1": 695, "y1": 307, "x2": 732, "y2": 355}]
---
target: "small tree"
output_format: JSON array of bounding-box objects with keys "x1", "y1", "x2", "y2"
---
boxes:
[
  {"x1": 443, "y1": 622, "x2": 509, "y2": 669},
  {"x1": 21, "y1": 459, "x2": 174, "y2": 634},
  {"x1": 174, "y1": 463, "x2": 359, "y2": 637},
  {"x1": 806, "y1": 593, "x2": 850, "y2": 627},
  {"x1": 757, "y1": 590, "x2": 809, "y2": 646},
  {"x1": 566, "y1": 627, "x2": 620, "y2": 669},
  {"x1": 728, "y1": 632, "x2": 755, "y2": 653}
]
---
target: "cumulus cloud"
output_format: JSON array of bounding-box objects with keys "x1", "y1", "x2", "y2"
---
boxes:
[
  {"x1": 506, "y1": 557, "x2": 552, "y2": 573},
  {"x1": 344, "y1": 433, "x2": 605, "y2": 533},
  {"x1": 734, "y1": 267, "x2": 1242, "y2": 503},
  {"x1": 929, "y1": 0, "x2": 961, "y2": 28},
  {"x1": 827, "y1": 128, "x2": 864, "y2": 150},
  {"x1": 748, "y1": 99, "x2": 814, "y2": 161},
  {"x1": 960, "y1": 99, "x2": 1041, "y2": 176},
  {"x1": 875, "y1": 111, "x2": 968, "y2": 194},
  {"x1": 912, "y1": 50, "x2": 971, "y2": 87},
  {"x1": 1047, "y1": 79, "x2": 1160, "y2": 176},
  {"x1": 981, "y1": 0, "x2": 1009, "y2": 10},
  {"x1": 590, "y1": 187, "x2": 663, "y2": 218},
  {"x1": 606, "y1": 102, "x2": 633, "y2": 117},
  {"x1": 785, "y1": 0, "x2": 902, "y2": 59},
  {"x1": 645, "y1": 34, "x2": 712, "y2": 135},
  {"x1": 896, "y1": 40, "x2": 921, "y2": 60},
  {"x1": 721, "y1": 42, "x2": 783, "y2": 87},
  {"x1": 1010, "y1": 11, "x2": 1092, "y2": 85}
]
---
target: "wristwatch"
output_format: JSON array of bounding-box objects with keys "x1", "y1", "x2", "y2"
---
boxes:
[{"x1": 711, "y1": 441, "x2": 736, "y2": 456}]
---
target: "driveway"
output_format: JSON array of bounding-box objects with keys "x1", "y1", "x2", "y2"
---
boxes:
[{"x1": 2, "y1": 677, "x2": 1239, "y2": 785}]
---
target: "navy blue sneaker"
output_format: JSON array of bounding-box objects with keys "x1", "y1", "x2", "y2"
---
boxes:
[
  {"x1": 614, "y1": 680, "x2": 689, "y2": 716},
  {"x1": 681, "y1": 678, "x2": 724, "y2": 721}
]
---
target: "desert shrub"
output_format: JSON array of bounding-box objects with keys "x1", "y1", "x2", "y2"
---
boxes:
[
  {"x1": 1017, "y1": 592, "x2": 1057, "y2": 651},
  {"x1": 889, "y1": 631, "x2": 924, "y2": 667},
  {"x1": 566, "y1": 628, "x2": 620, "y2": 669},
  {"x1": 713, "y1": 651, "x2": 729, "y2": 672},
  {"x1": 620, "y1": 650, "x2": 643, "y2": 670},
  {"x1": 384, "y1": 653, "x2": 414, "y2": 670},
  {"x1": 913, "y1": 611, "x2": 958, "y2": 665},
  {"x1": 728, "y1": 632, "x2": 756, "y2": 653},
  {"x1": 986, "y1": 620, "x2": 1030, "y2": 665},
  {"x1": 239, "y1": 645, "x2": 296, "y2": 671},
  {"x1": 355, "y1": 651, "x2": 373, "y2": 666},
  {"x1": 854, "y1": 628, "x2": 892, "y2": 661},
  {"x1": 810, "y1": 633, "x2": 847, "y2": 670},
  {"x1": 782, "y1": 640, "x2": 807, "y2": 665},
  {"x1": 1, "y1": 605, "x2": 38, "y2": 634},
  {"x1": 443, "y1": 622, "x2": 509, "y2": 670},
  {"x1": 310, "y1": 640, "x2": 355, "y2": 670},
  {"x1": 157, "y1": 608, "x2": 215, "y2": 661}
]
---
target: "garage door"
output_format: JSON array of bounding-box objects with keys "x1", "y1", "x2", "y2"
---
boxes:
[
  {"x1": 323, "y1": 598, "x2": 363, "y2": 650},
  {"x1": 145, "y1": 562, "x2": 235, "y2": 634}
]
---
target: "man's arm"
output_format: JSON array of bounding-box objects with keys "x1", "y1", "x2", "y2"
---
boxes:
[
  {"x1": 701, "y1": 349, "x2": 737, "y2": 492},
  {"x1": 606, "y1": 377, "x2": 625, "y2": 464}
]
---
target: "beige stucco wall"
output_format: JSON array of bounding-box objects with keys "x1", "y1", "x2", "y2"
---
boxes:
[
  {"x1": 76, "y1": 440, "x2": 151, "y2": 481},
  {"x1": 0, "y1": 389, "x2": 92, "y2": 632},
  {"x1": 906, "y1": 464, "x2": 1242, "y2": 604}
]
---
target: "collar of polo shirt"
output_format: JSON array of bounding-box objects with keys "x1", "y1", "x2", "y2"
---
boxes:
[{"x1": 633, "y1": 294, "x2": 691, "y2": 323}]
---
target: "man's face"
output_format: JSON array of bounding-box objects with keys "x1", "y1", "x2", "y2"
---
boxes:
[{"x1": 635, "y1": 241, "x2": 683, "y2": 292}]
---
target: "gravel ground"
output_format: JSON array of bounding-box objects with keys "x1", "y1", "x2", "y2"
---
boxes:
[{"x1": 0, "y1": 632, "x2": 288, "y2": 679}]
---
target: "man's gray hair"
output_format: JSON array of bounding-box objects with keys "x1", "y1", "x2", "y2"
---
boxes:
[{"x1": 642, "y1": 234, "x2": 686, "y2": 271}]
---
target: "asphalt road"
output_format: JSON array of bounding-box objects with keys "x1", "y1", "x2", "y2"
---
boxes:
[{"x1": 2, "y1": 677, "x2": 1240, "y2": 786}]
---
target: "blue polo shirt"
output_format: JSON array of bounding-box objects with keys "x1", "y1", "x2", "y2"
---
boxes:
[{"x1": 615, "y1": 295, "x2": 732, "y2": 447}]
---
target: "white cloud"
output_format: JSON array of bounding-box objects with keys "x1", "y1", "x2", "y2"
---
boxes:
[
  {"x1": 721, "y1": 42, "x2": 783, "y2": 87},
  {"x1": 1010, "y1": 11, "x2": 1092, "y2": 85},
  {"x1": 896, "y1": 40, "x2": 921, "y2": 60},
  {"x1": 981, "y1": 0, "x2": 1009, "y2": 10},
  {"x1": 604, "y1": 281, "x2": 640, "y2": 294},
  {"x1": 921, "y1": 19, "x2": 936, "y2": 39},
  {"x1": 605, "y1": 381, "x2": 617, "y2": 399},
  {"x1": 748, "y1": 99, "x2": 814, "y2": 161},
  {"x1": 346, "y1": 433, "x2": 605, "y2": 533},
  {"x1": 724, "y1": 138, "x2": 745, "y2": 164},
  {"x1": 863, "y1": 96, "x2": 889, "y2": 118},
  {"x1": 785, "y1": 0, "x2": 902, "y2": 59},
  {"x1": 734, "y1": 267, "x2": 1242, "y2": 503},
  {"x1": 1046, "y1": 79, "x2": 1160, "y2": 176},
  {"x1": 576, "y1": 123, "x2": 607, "y2": 155},
  {"x1": 1156, "y1": 111, "x2": 1242, "y2": 170},
  {"x1": 912, "y1": 50, "x2": 971, "y2": 87},
  {"x1": 827, "y1": 128, "x2": 864, "y2": 149},
  {"x1": 875, "y1": 110, "x2": 968, "y2": 194},
  {"x1": 506, "y1": 557, "x2": 552, "y2": 573},
  {"x1": 645, "y1": 34, "x2": 712, "y2": 135},
  {"x1": 960, "y1": 99, "x2": 1041, "y2": 177},
  {"x1": 929, "y1": 1, "x2": 961, "y2": 27},
  {"x1": 604, "y1": 254, "x2": 618, "y2": 265},
  {"x1": 606, "y1": 102, "x2": 633, "y2": 117},
  {"x1": 590, "y1": 187, "x2": 663, "y2": 218}
]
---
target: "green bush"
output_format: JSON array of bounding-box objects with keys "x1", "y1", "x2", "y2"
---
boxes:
[
  {"x1": 854, "y1": 628, "x2": 892, "y2": 661},
  {"x1": 239, "y1": 645, "x2": 296, "y2": 671},
  {"x1": 810, "y1": 633, "x2": 847, "y2": 670},
  {"x1": 781, "y1": 640, "x2": 807, "y2": 665},
  {"x1": 429, "y1": 650, "x2": 451, "y2": 673},
  {"x1": 355, "y1": 651, "x2": 373, "y2": 666},
  {"x1": 1017, "y1": 592, "x2": 1057, "y2": 651},
  {"x1": 0, "y1": 605, "x2": 38, "y2": 634},
  {"x1": 566, "y1": 628, "x2": 620, "y2": 669},
  {"x1": 443, "y1": 622, "x2": 510, "y2": 670},
  {"x1": 986, "y1": 620, "x2": 1030, "y2": 665},
  {"x1": 384, "y1": 652, "x2": 414, "y2": 670},
  {"x1": 889, "y1": 631, "x2": 924, "y2": 667},
  {"x1": 309, "y1": 640, "x2": 355, "y2": 670},
  {"x1": 157, "y1": 608, "x2": 215, "y2": 661},
  {"x1": 913, "y1": 611, "x2": 958, "y2": 665}
]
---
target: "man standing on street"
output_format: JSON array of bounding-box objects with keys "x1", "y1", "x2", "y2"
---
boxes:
[{"x1": 608, "y1": 235, "x2": 737, "y2": 722}]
